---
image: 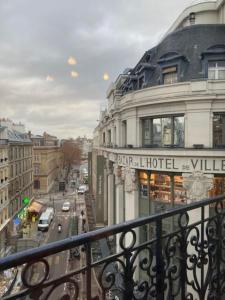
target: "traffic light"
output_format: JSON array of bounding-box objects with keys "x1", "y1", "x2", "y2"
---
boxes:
[{"x1": 23, "y1": 197, "x2": 30, "y2": 205}]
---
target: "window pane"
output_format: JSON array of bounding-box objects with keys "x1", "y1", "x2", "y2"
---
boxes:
[
  {"x1": 150, "y1": 173, "x2": 171, "y2": 212},
  {"x1": 162, "y1": 118, "x2": 172, "y2": 145},
  {"x1": 218, "y1": 70, "x2": 225, "y2": 79},
  {"x1": 208, "y1": 70, "x2": 215, "y2": 80},
  {"x1": 143, "y1": 119, "x2": 151, "y2": 145},
  {"x1": 208, "y1": 61, "x2": 225, "y2": 80},
  {"x1": 174, "y1": 176, "x2": 187, "y2": 206},
  {"x1": 209, "y1": 177, "x2": 225, "y2": 197},
  {"x1": 153, "y1": 118, "x2": 161, "y2": 146},
  {"x1": 163, "y1": 72, "x2": 177, "y2": 84},
  {"x1": 174, "y1": 116, "x2": 184, "y2": 147},
  {"x1": 213, "y1": 114, "x2": 225, "y2": 146}
]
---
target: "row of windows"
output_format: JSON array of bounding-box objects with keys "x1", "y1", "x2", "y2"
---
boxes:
[
  {"x1": 162, "y1": 61, "x2": 225, "y2": 85},
  {"x1": 0, "y1": 209, "x2": 8, "y2": 226},
  {"x1": 9, "y1": 146, "x2": 32, "y2": 161},
  {"x1": 102, "y1": 112, "x2": 225, "y2": 149},
  {"x1": 122, "y1": 58, "x2": 225, "y2": 94},
  {"x1": 9, "y1": 172, "x2": 33, "y2": 198},
  {"x1": 143, "y1": 116, "x2": 184, "y2": 147},
  {"x1": 139, "y1": 171, "x2": 225, "y2": 216},
  {"x1": 142, "y1": 113, "x2": 225, "y2": 148},
  {"x1": 10, "y1": 158, "x2": 32, "y2": 178},
  {"x1": 0, "y1": 149, "x2": 8, "y2": 164}
]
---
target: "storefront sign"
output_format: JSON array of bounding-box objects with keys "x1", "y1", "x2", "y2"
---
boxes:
[{"x1": 117, "y1": 155, "x2": 225, "y2": 174}]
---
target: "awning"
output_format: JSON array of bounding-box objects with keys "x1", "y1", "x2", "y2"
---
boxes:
[{"x1": 27, "y1": 201, "x2": 43, "y2": 213}]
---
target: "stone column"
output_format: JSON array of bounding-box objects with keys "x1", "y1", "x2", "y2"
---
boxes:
[
  {"x1": 183, "y1": 171, "x2": 213, "y2": 298},
  {"x1": 103, "y1": 166, "x2": 108, "y2": 225},
  {"x1": 106, "y1": 161, "x2": 114, "y2": 226},
  {"x1": 122, "y1": 167, "x2": 139, "y2": 280}
]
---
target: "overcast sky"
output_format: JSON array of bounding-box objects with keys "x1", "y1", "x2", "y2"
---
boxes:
[{"x1": 0, "y1": 0, "x2": 198, "y2": 138}]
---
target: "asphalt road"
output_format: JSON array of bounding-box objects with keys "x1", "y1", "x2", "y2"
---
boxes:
[
  {"x1": 41, "y1": 198, "x2": 71, "y2": 300},
  {"x1": 26, "y1": 193, "x2": 79, "y2": 300}
]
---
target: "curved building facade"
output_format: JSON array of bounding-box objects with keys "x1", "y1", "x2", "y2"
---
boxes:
[{"x1": 91, "y1": 0, "x2": 225, "y2": 231}]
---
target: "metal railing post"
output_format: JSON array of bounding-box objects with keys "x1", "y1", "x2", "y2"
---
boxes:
[
  {"x1": 156, "y1": 219, "x2": 164, "y2": 300},
  {"x1": 86, "y1": 241, "x2": 92, "y2": 299}
]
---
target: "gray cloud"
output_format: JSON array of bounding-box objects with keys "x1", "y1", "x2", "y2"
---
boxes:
[{"x1": 0, "y1": 0, "x2": 195, "y2": 138}]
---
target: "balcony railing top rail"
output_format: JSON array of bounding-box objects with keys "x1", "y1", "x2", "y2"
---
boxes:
[{"x1": 1, "y1": 194, "x2": 225, "y2": 299}]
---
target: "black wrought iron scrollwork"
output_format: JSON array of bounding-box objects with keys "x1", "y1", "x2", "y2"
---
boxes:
[
  {"x1": 1, "y1": 195, "x2": 225, "y2": 300},
  {"x1": 98, "y1": 258, "x2": 125, "y2": 298},
  {"x1": 44, "y1": 278, "x2": 79, "y2": 300}
]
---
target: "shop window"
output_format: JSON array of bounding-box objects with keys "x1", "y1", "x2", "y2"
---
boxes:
[
  {"x1": 209, "y1": 177, "x2": 225, "y2": 197},
  {"x1": 139, "y1": 171, "x2": 148, "y2": 198},
  {"x1": 162, "y1": 66, "x2": 177, "y2": 84},
  {"x1": 142, "y1": 115, "x2": 184, "y2": 147},
  {"x1": 213, "y1": 113, "x2": 225, "y2": 147},
  {"x1": 138, "y1": 171, "x2": 187, "y2": 218},
  {"x1": 174, "y1": 175, "x2": 187, "y2": 205},
  {"x1": 208, "y1": 61, "x2": 225, "y2": 80},
  {"x1": 150, "y1": 174, "x2": 171, "y2": 205}
]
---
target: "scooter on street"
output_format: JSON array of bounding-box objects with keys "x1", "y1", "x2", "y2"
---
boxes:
[{"x1": 58, "y1": 224, "x2": 62, "y2": 233}]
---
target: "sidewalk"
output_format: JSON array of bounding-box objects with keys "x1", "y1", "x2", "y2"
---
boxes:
[{"x1": 68, "y1": 193, "x2": 101, "y2": 300}]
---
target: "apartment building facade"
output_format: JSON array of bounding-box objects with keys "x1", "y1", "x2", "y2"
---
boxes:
[
  {"x1": 0, "y1": 135, "x2": 9, "y2": 257},
  {"x1": 31, "y1": 133, "x2": 63, "y2": 194},
  {"x1": 0, "y1": 119, "x2": 33, "y2": 255}
]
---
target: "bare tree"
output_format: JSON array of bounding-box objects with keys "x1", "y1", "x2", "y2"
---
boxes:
[{"x1": 62, "y1": 139, "x2": 81, "y2": 182}]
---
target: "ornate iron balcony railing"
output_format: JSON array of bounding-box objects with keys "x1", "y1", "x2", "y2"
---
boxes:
[{"x1": 0, "y1": 195, "x2": 225, "y2": 299}]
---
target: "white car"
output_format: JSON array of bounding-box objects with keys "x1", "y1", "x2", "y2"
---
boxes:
[
  {"x1": 77, "y1": 185, "x2": 88, "y2": 194},
  {"x1": 62, "y1": 202, "x2": 70, "y2": 212},
  {"x1": 45, "y1": 207, "x2": 54, "y2": 221}
]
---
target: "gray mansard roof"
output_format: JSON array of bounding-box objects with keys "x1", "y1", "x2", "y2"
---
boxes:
[
  {"x1": 120, "y1": 24, "x2": 225, "y2": 94},
  {"x1": 7, "y1": 129, "x2": 32, "y2": 144}
]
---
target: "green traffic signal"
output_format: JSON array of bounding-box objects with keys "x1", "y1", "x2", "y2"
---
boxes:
[{"x1": 23, "y1": 197, "x2": 30, "y2": 205}]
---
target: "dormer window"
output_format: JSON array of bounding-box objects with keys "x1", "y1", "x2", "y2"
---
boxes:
[
  {"x1": 162, "y1": 66, "x2": 177, "y2": 84},
  {"x1": 158, "y1": 52, "x2": 188, "y2": 85},
  {"x1": 201, "y1": 45, "x2": 225, "y2": 79},
  {"x1": 208, "y1": 61, "x2": 225, "y2": 80}
]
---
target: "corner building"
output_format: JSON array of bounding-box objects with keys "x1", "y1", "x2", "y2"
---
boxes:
[{"x1": 91, "y1": 0, "x2": 225, "y2": 237}]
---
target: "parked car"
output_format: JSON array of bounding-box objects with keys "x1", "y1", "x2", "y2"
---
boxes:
[
  {"x1": 62, "y1": 201, "x2": 70, "y2": 212},
  {"x1": 38, "y1": 211, "x2": 52, "y2": 231}
]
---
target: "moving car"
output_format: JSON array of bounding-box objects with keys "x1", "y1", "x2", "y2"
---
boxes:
[
  {"x1": 45, "y1": 207, "x2": 54, "y2": 221},
  {"x1": 62, "y1": 201, "x2": 70, "y2": 212},
  {"x1": 77, "y1": 184, "x2": 88, "y2": 194},
  {"x1": 38, "y1": 211, "x2": 52, "y2": 231}
]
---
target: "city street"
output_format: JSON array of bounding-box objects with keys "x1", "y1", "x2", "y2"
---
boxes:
[{"x1": 25, "y1": 188, "x2": 86, "y2": 300}]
